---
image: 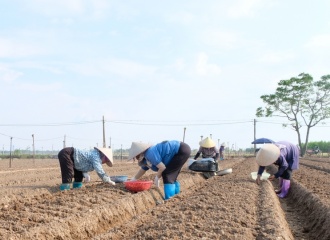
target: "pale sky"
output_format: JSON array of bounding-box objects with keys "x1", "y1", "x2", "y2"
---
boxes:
[{"x1": 1, "y1": 0, "x2": 330, "y2": 152}]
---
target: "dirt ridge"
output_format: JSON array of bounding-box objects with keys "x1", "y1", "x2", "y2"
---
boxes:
[
  {"x1": 299, "y1": 162, "x2": 330, "y2": 174},
  {"x1": 5, "y1": 172, "x2": 206, "y2": 239},
  {"x1": 256, "y1": 180, "x2": 294, "y2": 239},
  {"x1": 287, "y1": 180, "x2": 330, "y2": 239},
  {"x1": 1, "y1": 158, "x2": 329, "y2": 239}
]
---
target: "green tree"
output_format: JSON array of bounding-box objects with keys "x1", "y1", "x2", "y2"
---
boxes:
[{"x1": 256, "y1": 73, "x2": 330, "y2": 156}]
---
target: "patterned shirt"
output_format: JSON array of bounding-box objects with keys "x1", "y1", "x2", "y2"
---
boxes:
[{"x1": 73, "y1": 148, "x2": 111, "y2": 182}]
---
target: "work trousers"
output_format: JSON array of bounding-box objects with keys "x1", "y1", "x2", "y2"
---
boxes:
[
  {"x1": 162, "y1": 142, "x2": 191, "y2": 184},
  {"x1": 58, "y1": 147, "x2": 83, "y2": 183}
]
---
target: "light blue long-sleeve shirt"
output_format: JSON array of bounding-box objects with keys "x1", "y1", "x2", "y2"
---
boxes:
[{"x1": 73, "y1": 148, "x2": 111, "y2": 182}]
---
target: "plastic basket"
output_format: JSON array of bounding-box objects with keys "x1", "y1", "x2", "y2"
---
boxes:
[
  {"x1": 110, "y1": 175, "x2": 128, "y2": 183},
  {"x1": 124, "y1": 180, "x2": 153, "y2": 192}
]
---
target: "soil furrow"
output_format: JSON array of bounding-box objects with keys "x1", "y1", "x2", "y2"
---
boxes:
[
  {"x1": 280, "y1": 180, "x2": 330, "y2": 239},
  {"x1": 1, "y1": 158, "x2": 330, "y2": 239},
  {"x1": 299, "y1": 162, "x2": 330, "y2": 174}
]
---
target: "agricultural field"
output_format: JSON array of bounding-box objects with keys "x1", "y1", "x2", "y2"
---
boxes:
[{"x1": 0, "y1": 156, "x2": 329, "y2": 239}]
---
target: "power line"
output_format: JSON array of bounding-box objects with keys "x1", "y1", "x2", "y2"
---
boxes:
[
  {"x1": 257, "y1": 120, "x2": 330, "y2": 127},
  {"x1": 1, "y1": 119, "x2": 330, "y2": 143},
  {"x1": 0, "y1": 132, "x2": 63, "y2": 141},
  {"x1": 0, "y1": 120, "x2": 101, "y2": 127},
  {"x1": 106, "y1": 120, "x2": 254, "y2": 126}
]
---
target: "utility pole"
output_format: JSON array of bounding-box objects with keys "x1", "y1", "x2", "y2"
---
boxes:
[
  {"x1": 200, "y1": 135, "x2": 203, "y2": 141},
  {"x1": 9, "y1": 137, "x2": 13, "y2": 168},
  {"x1": 63, "y1": 135, "x2": 66, "y2": 148},
  {"x1": 210, "y1": 134, "x2": 212, "y2": 139},
  {"x1": 121, "y1": 144, "x2": 123, "y2": 161},
  {"x1": 32, "y1": 134, "x2": 35, "y2": 165},
  {"x1": 254, "y1": 119, "x2": 256, "y2": 156},
  {"x1": 183, "y1": 127, "x2": 186, "y2": 142},
  {"x1": 102, "y1": 115, "x2": 106, "y2": 148}
]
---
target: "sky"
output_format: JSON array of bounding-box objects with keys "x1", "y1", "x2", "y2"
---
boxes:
[{"x1": 1, "y1": 0, "x2": 330, "y2": 153}]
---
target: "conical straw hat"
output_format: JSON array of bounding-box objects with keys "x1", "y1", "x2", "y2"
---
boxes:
[
  {"x1": 94, "y1": 147, "x2": 113, "y2": 167},
  {"x1": 221, "y1": 142, "x2": 226, "y2": 147},
  {"x1": 256, "y1": 144, "x2": 280, "y2": 166},
  {"x1": 128, "y1": 142, "x2": 152, "y2": 160},
  {"x1": 199, "y1": 137, "x2": 215, "y2": 148}
]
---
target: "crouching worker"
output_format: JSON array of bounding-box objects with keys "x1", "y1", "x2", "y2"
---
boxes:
[
  {"x1": 58, "y1": 147, "x2": 115, "y2": 191},
  {"x1": 255, "y1": 141, "x2": 299, "y2": 198},
  {"x1": 128, "y1": 140, "x2": 191, "y2": 200},
  {"x1": 194, "y1": 137, "x2": 219, "y2": 178}
]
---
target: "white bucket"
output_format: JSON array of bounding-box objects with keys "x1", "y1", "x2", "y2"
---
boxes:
[{"x1": 251, "y1": 172, "x2": 270, "y2": 180}]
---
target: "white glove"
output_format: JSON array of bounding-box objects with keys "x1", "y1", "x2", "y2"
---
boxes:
[
  {"x1": 103, "y1": 176, "x2": 116, "y2": 186},
  {"x1": 108, "y1": 180, "x2": 116, "y2": 186},
  {"x1": 154, "y1": 175, "x2": 161, "y2": 188},
  {"x1": 83, "y1": 173, "x2": 91, "y2": 182}
]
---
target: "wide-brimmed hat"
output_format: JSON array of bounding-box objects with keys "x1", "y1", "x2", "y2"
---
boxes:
[
  {"x1": 199, "y1": 137, "x2": 215, "y2": 148},
  {"x1": 256, "y1": 144, "x2": 280, "y2": 166},
  {"x1": 95, "y1": 147, "x2": 113, "y2": 167},
  {"x1": 221, "y1": 142, "x2": 226, "y2": 147},
  {"x1": 128, "y1": 142, "x2": 152, "y2": 160}
]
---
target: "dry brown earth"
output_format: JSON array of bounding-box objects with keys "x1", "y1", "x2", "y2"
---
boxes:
[{"x1": 0, "y1": 156, "x2": 329, "y2": 239}]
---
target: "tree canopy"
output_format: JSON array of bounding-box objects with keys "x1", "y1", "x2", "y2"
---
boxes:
[{"x1": 256, "y1": 73, "x2": 330, "y2": 156}]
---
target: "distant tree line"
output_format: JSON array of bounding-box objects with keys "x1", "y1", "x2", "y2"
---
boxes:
[{"x1": 302, "y1": 141, "x2": 330, "y2": 153}]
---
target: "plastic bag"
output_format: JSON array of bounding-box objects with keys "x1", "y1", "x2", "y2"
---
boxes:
[{"x1": 189, "y1": 158, "x2": 217, "y2": 172}]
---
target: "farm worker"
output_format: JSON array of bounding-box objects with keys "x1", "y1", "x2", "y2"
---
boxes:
[
  {"x1": 128, "y1": 140, "x2": 191, "y2": 200},
  {"x1": 58, "y1": 147, "x2": 115, "y2": 191},
  {"x1": 194, "y1": 137, "x2": 219, "y2": 161},
  {"x1": 194, "y1": 137, "x2": 219, "y2": 178},
  {"x1": 255, "y1": 141, "x2": 299, "y2": 198},
  {"x1": 219, "y1": 143, "x2": 225, "y2": 160}
]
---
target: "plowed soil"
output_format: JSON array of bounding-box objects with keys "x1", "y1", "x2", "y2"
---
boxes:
[{"x1": 0, "y1": 156, "x2": 329, "y2": 239}]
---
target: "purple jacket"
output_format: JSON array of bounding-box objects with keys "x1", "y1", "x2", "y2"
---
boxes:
[
  {"x1": 220, "y1": 146, "x2": 225, "y2": 153},
  {"x1": 258, "y1": 141, "x2": 299, "y2": 178}
]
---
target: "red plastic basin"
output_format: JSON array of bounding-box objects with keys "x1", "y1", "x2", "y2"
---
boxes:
[{"x1": 124, "y1": 180, "x2": 153, "y2": 192}]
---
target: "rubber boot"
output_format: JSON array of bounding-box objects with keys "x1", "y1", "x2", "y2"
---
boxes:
[
  {"x1": 174, "y1": 181, "x2": 180, "y2": 195},
  {"x1": 164, "y1": 184, "x2": 175, "y2": 200},
  {"x1": 275, "y1": 177, "x2": 283, "y2": 194},
  {"x1": 277, "y1": 179, "x2": 290, "y2": 198},
  {"x1": 73, "y1": 182, "x2": 83, "y2": 189},
  {"x1": 60, "y1": 183, "x2": 71, "y2": 191}
]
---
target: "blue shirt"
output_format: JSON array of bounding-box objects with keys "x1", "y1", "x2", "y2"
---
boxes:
[
  {"x1": 258, "y1": 141, "x2": 299, "y2": 178},
  {"x1": 141, "y1": 140, "x2": 180, "y2": 172},
  {"x1": 73, "y1": 148, "x2": 109, "y2": 181}
]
